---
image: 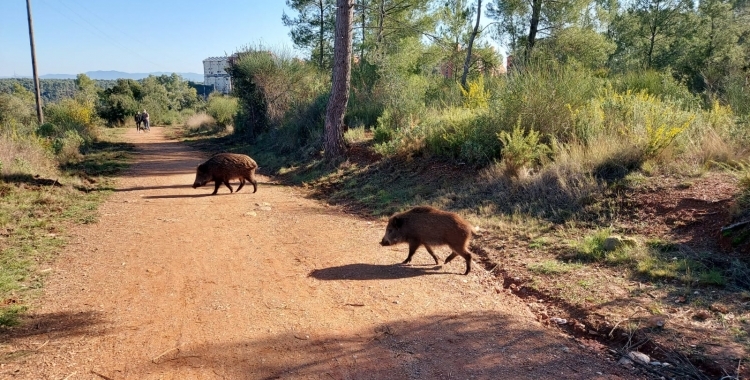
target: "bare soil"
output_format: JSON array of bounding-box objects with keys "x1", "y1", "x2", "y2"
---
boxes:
[{"x1": 0, "y1": 128, "x2": 640, "y2": 379}]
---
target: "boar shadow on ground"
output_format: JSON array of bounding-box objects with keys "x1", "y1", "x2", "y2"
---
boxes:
[
  {"x1": 309, "y1": 263, "x2": 446, "y2": 281},
  {"x1": 115, "y1": 184, "x2": 195, "y2": 192},
  {"x1": 142, "y1": 193, "x2": 217, "y2": 199}
]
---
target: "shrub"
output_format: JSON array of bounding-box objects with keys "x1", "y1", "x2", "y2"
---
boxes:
[
  {"x1": 611, "y1": 70, "x2": 699, "y2": 109},
  {"x1": 490, "y1": 63, "x2": 603, "y2": 143},
  {"x1": 422, "y1": 107, "x2": 499, "y2": 165},
  {"x1": 43, "y1": 98, "x2": 98, "y2": 144},
  {"x1": 497, "y1": 120, "x2": 551, "y2": 177},
  {"x1": 230, "y1": 48, "x2": 329, "y2": 138},
  {"x1": 206, "y1": 94, "x2": 239, "y2": 129},
  {"x1": 52, "y1": 130, "x2": 84, "y2": 164},
  {"x1": 460, "y1": 76, "x2": 490, "y2": 109}
]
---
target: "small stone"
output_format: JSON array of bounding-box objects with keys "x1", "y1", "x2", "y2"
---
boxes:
[
  {"x1": 693, "y1": 310, "x2": 711, "y2": 320},
  {"x1": 709, "y1": 304, "x2": 729, "y2": 314},
  {"x1": 617, "y1": 357, "x2": 633, "y2": 366},
  {"x1": 647, "y1": 316, "x2": 666, "y2": 328},
  {"x1": 627, "y1": 351, "x2": 650, "y2": 364},
  {"x1": 650, "y1": 361, "x2": 662, "y2": 366},
  {"x1": 244, "y1": 211, "x2": 257, "y2": 217}
]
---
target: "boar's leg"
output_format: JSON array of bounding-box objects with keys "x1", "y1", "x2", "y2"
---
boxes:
[
  {"x1": 239, "y1": 174, "x2": 258, "y2": 193},
  {"x1": 423, "y1": 244, "x2": 440, "y2": 265},
  {"x1": 402, "y1": 241, "x2": 421, "y2": 264},
  {"x1": 445, "y1": 251, "x2": 472, "y2": 275},
  {"x1": 223, "y1": 180, "x2": 234, "y2": 193},
  {"x1": 212, "y1": 181, "x2": 222, "y2": 195},
  {"x1": 237, "y1": 179, "x2": 246, "y2": 192},
  {"x1": 461, "y1": 253, "x2": 472, "y2": 274}
]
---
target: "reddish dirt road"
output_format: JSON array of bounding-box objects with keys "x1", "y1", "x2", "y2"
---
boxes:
[{"x1": 1, "y1": 128, "x2": 639, "y2": 379}]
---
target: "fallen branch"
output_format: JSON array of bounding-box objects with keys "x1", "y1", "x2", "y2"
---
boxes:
[
  {"x1": 721, "y1": 220, "x2": 750, "y2": 233},
  {"x1": 151, "y1": 346, "x2": 180, "y2": 363},
  {"x1": 90, "y1": 370, "x2": 115, "y2": 380}
]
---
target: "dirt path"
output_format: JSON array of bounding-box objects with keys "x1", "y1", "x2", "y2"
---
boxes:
[{"x1": 1, "y1": 128, "x2": 639, "y2": 379}]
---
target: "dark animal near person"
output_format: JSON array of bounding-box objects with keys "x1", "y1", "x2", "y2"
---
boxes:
[
  {"x1": 380, "y1": 206, "x2": 474, "y2": 275},
  {"x1": 134, "y1": 113, "x2": 143, "y2": 131},
  {"x1": 192, "y1": 153, "x2": 258, "y2": 195}
]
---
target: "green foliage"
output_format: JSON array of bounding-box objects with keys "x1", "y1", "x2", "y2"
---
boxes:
[
  {"x1": 460, "y1": 76, "x2": 490, "y2": 109},
  {"x1": 282, "y1": 0, "x2": 336, "y2": 69},
  {"x1": 373, "y1": 37, "x2": 431, "y2": 130},
  {"x1": 420, "y1": 107, "x2": 499, "y2": 165},
  {"x1": 206, "y1": 94, "x2": 239, "y2": 129},
  {"x1": 611, "y1": 70, "x2": 699, "y2": 108},
  {"x1": 723, "y1": 71, "x2": 750, "y2": 118},
  {"x1": 230, "y1": 47, "x2": 329, "y2": 141},
  {"x1": 0, "y1": 78, "x2": 117, "y2": 103},
  {"x1": 0, "y1": 91, "x2": 37, "y2": 135},
  {"x1": 491, "y1": 63, "x2": 603, "y2": 142},
  {"x1": 571, "y1": 228, "x2": 611, "y2": 261},
  {"x1": 536, "y1": 27, "x2": 617, "y2": 70},
  {"x1": 497, "y1": 120, "x2": 551, "y2": 177},
  {"x1": 97, "y1": 79, "x2": 143, "y2": 125},
  {"x1": 51, "y1": 130, "x2": 85, "y2": 164}
]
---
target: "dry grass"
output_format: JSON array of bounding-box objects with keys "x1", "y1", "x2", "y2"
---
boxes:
[
  {"x1": 184, "y1": 113, "x2": 220, "y2": 134},
  {"x1": 0, "y1": 134, "x2": 57, "y2": 177}
]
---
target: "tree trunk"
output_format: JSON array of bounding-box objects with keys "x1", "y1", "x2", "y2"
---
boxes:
[
  {"x1": 319, "y1": 0, "x2": 325, "y2": 68},
  {"x1": 460, "y1": 0, "x2": 482, "y2": 89},
  {"x1": 377, "y1": 0, "x2": 385, "y2": 45},
  {"x1": 525, "y1": 0, "x2": 542, "y2": 62},
  {"x1": 324, "y1": 0, "x2": 354, "y2": 161},
  {"x1": 360, "y1": 0, "x2": 366, "y2": 61},
  {"x1": 647, "y1": 23, "x2": 657, "y2": 68}
]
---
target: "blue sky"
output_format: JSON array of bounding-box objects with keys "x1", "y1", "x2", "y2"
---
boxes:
[
  {"x1": 0, "y1": 0, "x2": 504, "y2": 78},
  {"x1": 0, "y1": 0, "x2": 296, "y2": 76}
]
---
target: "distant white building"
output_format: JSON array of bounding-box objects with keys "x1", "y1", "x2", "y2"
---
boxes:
[{"x1": 203, "y1": 56, "x2": 235, "y2": 94}]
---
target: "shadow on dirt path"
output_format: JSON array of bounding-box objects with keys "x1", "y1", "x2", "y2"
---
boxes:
[{"x1": 0, "y1": 127, "x2": 642, "y2": 379}]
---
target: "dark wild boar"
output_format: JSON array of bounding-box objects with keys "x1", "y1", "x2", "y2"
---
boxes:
[
  {"x1": 192, "y1": 153, "x2": 258, "y2": 195},
  {"x1": 380, "y1": 206, "x2": 474, "y2": 275}
]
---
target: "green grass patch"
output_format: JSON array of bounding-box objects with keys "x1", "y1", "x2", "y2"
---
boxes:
[
  {"x1": 528, "y1": 260, "x2": 582, "y2": 275},
  {"x1": 570, "y1": 228, "x2": 612, "y2": 261}
]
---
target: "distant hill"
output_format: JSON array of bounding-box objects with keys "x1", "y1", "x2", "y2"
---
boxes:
[{"x1": 26, "y1": 71, "x2": 204, "y2": 82}]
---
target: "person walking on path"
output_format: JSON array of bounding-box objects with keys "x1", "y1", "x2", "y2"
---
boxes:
[{"x1": 141, "y1": 109, "x2": 151, "y2": 131}]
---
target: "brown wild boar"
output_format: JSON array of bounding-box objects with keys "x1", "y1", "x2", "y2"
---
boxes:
[
  {"x1": 192, "y1": 153, "x2": 258, "y2": 195},
  {"x1": 380, "y1": 206, "x2": 474, "y2": 275}
]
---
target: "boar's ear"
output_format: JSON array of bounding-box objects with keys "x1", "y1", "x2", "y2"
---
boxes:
[{"x1": 392, "y1": 216, "x2": 404, "y2": 229}]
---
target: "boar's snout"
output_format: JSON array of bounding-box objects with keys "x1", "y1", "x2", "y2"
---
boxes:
[{"x1": 380, "y1": 238, "x2": 391, "y2": 246}]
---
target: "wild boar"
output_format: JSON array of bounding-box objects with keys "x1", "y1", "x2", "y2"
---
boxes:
[
  {"x1": 192, "y1": 153, "x2": 258, "y2": 195},
  {"x1": 380, "y1": 206, "x2": 474, "y2": 275}
]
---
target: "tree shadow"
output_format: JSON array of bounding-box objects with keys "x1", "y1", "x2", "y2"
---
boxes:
[
  {"x1": 0, "y1": 174, "x2": 63, "y2": 187},
  {"x1": 310, "y1": 263, "x2": 457, "y2": 280},
  {"x1": 142, "y1": 311, "x2": 633, "y2": 379},
  {"x1": 0, "y1": 311, "x2": 104, "y2": 341}
]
